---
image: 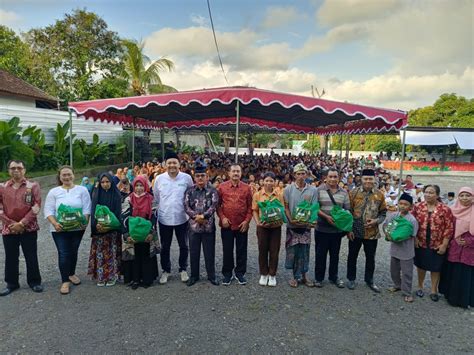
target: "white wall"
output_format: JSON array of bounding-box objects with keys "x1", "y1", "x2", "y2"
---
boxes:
[{"x1": 0, "y1": 94, "x2": 35, "y2": 108}]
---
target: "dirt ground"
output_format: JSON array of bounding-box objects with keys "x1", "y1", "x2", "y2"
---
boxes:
[{"x1": 1, "y1": 175, "x2": 473, "y2": 354}]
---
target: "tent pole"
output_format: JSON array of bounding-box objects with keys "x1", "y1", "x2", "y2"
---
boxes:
[
  {"x1": 398, "y1": 128, "x2": 407, "y2": 197},
  {"x1": 161, "y1": 128, "x2": 165, "y2": 160},
  {"x1": 235, "y1": 100, "x2": 240, "y2": 164},
  {"x1": 339, "y1": 133, "x2": 343, "y2": 160},
  {"x1": 68, "y1": 109, "x2": 73, "y2": 168},
  {"x1": 131, "y1": 118, "x2": 135, "y2": 168},
  {"x1": 345, "y1": 134, "x2": 350, "y2": 162}
]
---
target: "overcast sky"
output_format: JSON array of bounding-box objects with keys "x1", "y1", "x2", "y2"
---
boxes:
[{"x1": 1, "y1": 0, "x2": 473, "y2": 110}]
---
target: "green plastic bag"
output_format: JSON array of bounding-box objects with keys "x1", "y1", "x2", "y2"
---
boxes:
[
  {"x1": 95, "y1": 204, "x2": 121, "y2": 231},
  {"x1": 128, "y1": 216, "x2": 152, "y2": 242},
  {"x1": 57, "y1": 204, "x2": 86, "y2": 231},
  {"x1": 258, "y1": 199, "x2": 287, "y2": 224},
  {"x1": 330, "y1": 205, "x2": 354, "y2": 232},
  {"x1": 385, "y1": 216, "x2": 413, "y2": 243},
  {"x1": 292, "y1": 200, "x2": 320, "y2": 224}
]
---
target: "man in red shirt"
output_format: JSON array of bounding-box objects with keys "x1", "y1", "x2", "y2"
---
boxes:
[
  {"x1": 0, "y1": 160, "x2": 43, "y2": 296},
  {"x1": 217, "y1": 164, "x2": 253, "y2": 285}
]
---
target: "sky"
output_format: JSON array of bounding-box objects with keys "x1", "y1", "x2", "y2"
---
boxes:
[{"x1": 1, "y1": 0, "x2": 473, "y2": 111}]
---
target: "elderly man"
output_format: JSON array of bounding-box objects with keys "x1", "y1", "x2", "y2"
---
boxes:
[
  {"x1": 347, "y1": 169, "x2": 387, "y2": 292},
  {"x1": 153, "y1": 151, "x2": 193, "y2": 284},
  {"x1": 184, "y1": 164, "x2": 219, "y2": 286},
  {"x1": 0, "y1": 160, "x2": 43, "y2": 296},
  {"x1": 284, "y1": 163, "x2": 317, "y2": 288},
  {"x1": 314, "y1": 168, "x2": 350, "y2": 288},
  {"x1": 217, "y1": 164, "x2": 253, "y2": 286}
]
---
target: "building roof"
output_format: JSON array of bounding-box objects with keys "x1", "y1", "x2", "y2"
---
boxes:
[{"x1": 0, "y1": 69, "x2": 57, "y2": 103}]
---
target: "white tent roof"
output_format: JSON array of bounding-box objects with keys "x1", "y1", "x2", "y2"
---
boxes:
[{"x1": 402, "y1": 129, "x2": 474, "y2": 149}]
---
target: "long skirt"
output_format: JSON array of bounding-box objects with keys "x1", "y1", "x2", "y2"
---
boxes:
[
  {"x1": 88, "y1": 231, "x2": 122, "y2": 282},
  {"x1": 439, "y1": 261, "x2": 474, "y2": 308},
  {"x1": 122, "y1": 243, "x2": 159, "y2": 285},
  {"x1": 285, "y1": 244, "x2": 310, "y2": 280}
]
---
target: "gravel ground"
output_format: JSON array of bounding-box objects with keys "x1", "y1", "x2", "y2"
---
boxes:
[{"x1": 1, "y1": 176, "x2": 473, "y2": 354}]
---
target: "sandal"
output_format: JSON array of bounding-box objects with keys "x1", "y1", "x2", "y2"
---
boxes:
[
  {"x1": 430, "y1": 293, "x2": 440, "y2": 302},
  {"x1": 415, "y1": 289, "x2": 424, "y2": 298},
  {"x1": 302, "y1": 278, "x2": 315, "y2": 288},
  {"x1": 404, "y1": 295, "x2": 414, "y2": 303},
  {"x1": 388, "y1": 286, "x2": 401, "y2": 293},
  {"x1": 289, "y1": 279, "x2": 298, "y2": 288},
  {"x1": 60, "y1": 282, "x2": 70, "y2": 295},
  {"x1": 69, "y1": 275, "x2": 81, "y2": 285}
]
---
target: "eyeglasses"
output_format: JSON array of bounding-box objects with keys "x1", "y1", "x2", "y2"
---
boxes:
[{"x1": 9, "y1": 167, "x2": 24, "y2": 171}]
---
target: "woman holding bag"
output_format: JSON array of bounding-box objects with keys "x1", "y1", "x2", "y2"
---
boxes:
[
  {"x1": 87, "y1": 173, "x2": 123, "y2": 287},
  {"x1": 44, "y1": 166, "x2": 91, "y2": 295},
  {"x1": 121, "y1": 175, "x2": 159, "y2": 289}
]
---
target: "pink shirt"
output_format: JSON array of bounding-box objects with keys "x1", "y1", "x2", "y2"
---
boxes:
[
  {"x1": 0, "y1": 178, "x2": 41, "y2": 235},
  {"x1": 447, "y1": 230, "x2": 474, "y2": 267}
]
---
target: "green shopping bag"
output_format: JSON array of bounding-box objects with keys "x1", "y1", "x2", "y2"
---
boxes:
[
  {"x1": 95, "y1": 204, "x2": 121, "y2": 231},
  {"x1": 57, "y1": 204, "x2": 87, "y2": 231},
  {"x1": 385, "y1": 216, "x2": 413, "y2": 242},
  {"x1": 258, "y1": 199, "x2": 287, "y2": 224},
  {"x1": 128, "y1": 216, "x2": 152, "y2": 242},
  {"x1": 292, "y1": 200, "x2": 320, "y2": 224},
  {"x1": 330, "y1": 205, "x2": 354, "y2": 232}
]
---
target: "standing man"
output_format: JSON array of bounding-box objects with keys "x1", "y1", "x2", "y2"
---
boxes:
[
  {"x1": 314, "y1": 168, "x2": 350, "y2": 288},
  {"x1": 0, "y1": 160, "x2": 43, "y2": 296},
  {"x1": 346, "y1": 169, "x2": 387, "y2": 292},
  {"x1": 284, "y1": 163, "x2": 317, "y2": 288},
  {"x1": 153, "y1": 151, "x2": 193, "y2": 284},
  {"x1": 184, "y1": 164, "x2": 219, "y2": 286},
  {"x1": 217, "y1": 164, "x2": 253, "y2": 285}
]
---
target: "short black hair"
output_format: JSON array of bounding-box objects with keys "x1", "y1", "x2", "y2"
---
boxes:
[
  {"x1": 448, "y1": 192, "x2": 455, "y2": 197},
  {"x1": 263, "y1": 171, "x2": 276, "y2": 180},
  {"x1": 7, "y1": 160, "x2": 25, "y2": 169},
  {"x1": 424, "y1": 184, "x2": 441, "y2": 196}
]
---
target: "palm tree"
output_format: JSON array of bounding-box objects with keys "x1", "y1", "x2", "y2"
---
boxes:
[{"x1": 122, "y1": 39, "x2": 177, "y2": 95}]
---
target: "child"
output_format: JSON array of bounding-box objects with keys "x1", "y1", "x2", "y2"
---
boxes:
[{"x1": 384, "y1": 193, "x2": 419, "y2": 302}]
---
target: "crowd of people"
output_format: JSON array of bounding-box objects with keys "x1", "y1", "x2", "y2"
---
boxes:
[{"x1": 0, "y1": 152, "x2": 472, "y2": 309}]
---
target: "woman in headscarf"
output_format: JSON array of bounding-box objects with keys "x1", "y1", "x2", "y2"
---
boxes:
[
  {"x1": 440, "y1": 187, "x2": 474, "y2": 308},
  {"x1": 121, "y1": 175, "x2": 159, "y2": 289},
  {"x1": 117, "y1": 177, "x2": 132, "y2": 202},
  {"x1": 87, "y1": 173, "x2": 123, "y2": 287},
  {"x1": 81, "y1": 177, "x2": 93, "y2": 194}
]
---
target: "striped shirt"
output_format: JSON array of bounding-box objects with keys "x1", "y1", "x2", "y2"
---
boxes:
[{"x1": 315, "y1": 185, "x2": 350, "y2": 233}]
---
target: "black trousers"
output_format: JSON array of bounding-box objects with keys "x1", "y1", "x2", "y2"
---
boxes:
[
  {"x1": 132, "y1": 242, "x2": 155, "y2": 286},
  {"x1": 221, "y1": 228, "x2": 248, "y2": 278},
  {"x1": 159, "y1": 222, "x2": 189, "y2": 273},
  {"x1": 189, "y1": 231, "x2": 216, "y2": 280},
  {"x1": 314, "y1": 231, "x2": 345, "y2": 282},
  {"x1": 347, "y1": 238, "x2": 378, "y2": 283},
  {"x1": 2, "y1": 232, "x2": 41, "y2": 288}
]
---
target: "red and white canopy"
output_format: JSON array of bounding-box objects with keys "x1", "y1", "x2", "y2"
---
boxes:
[{"x1": 69, "y1": 86, "x2": 407, "y2": 134}]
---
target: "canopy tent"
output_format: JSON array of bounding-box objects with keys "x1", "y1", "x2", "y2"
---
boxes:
[
  {"x1": 68, "y1": 86, "x2": 408, "y2": 164},
  {"x1": 401, "y1": 127, "x2": 474, "y2": 150}
]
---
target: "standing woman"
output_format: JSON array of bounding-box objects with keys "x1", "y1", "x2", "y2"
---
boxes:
[
  {"x1": 412, "y1": 184, "x2": 454, "y2": 301},
  {"x1": 44, "y1": 166, "x2": 91, "y2": 295},
  {"x1": 252, "y1": 172, "x2": 285, "y2": 287},
  {"x1": 87, "y1": 173, "x2": 123, "y2": 287},
  {"x1": 440, "y1": 187, "x2": 474, "y2": 308},
  {"x1": 121, "y1": 175, "x2": 159, "y2": 289}
]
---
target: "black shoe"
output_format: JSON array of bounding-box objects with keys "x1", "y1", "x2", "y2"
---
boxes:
[
  {"x1": 430, "y1": 293, "x2": 440, "y2": 302},
  {"x1": 209, "y1": 278, "x2": 219, "y2": 286},
  {"x1": 131, "y1": 282, "x2": 139, "y2": 290},
  {"x1": 0, "y1": 286, "x2": 19, "y2": 296},
  {"x1": 330, "y1": 279, "x2": 345, "y2": 288},
  {"x1": 222, "y1": 275, "x2": 232, "y2": 286},
  {"x1": 367, "y1": 283, "x2": 381, "y2": 293},
  {"x1": 235, "y1": 275, "x2": 247, "y2": 285},
  {"x1": 187, "y1": 278, "x2": 198, "y2": 287},
  {"x1": 31, "y1": 285, "x2": 43, "y2": 293},
  {"x1": 346, "y1": 280, "x2": 356, "y2": 290}
]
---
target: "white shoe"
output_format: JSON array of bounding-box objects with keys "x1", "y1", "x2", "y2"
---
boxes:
[
  {"x1": 159, "y1": 272, "x2": 169, "y2": 284},
  {"x1": 259, "y1": 275, "x2": 269, "y2": 286},
  {"x1": 180, "y1": 271, "x2": 189, "y2": 282},
  {"x1": 268, "y1": 276, "x2": 277, "y2": 287}
]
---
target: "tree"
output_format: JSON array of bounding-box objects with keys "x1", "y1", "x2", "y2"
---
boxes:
[
  {"x1": 122, "y1": 39, "x2": 176, "y2": 95},
  {"x1": 303, "y1": 135, "x2": 320, "y2": 154},
  {"x1": 25, "y1": 9, "x2": 125, "y2": 102},
  {"x1": 0, "y1": 117, "x2": 34, "y2": 170},
  {"x1": 0, "y1": 26, "x2": 32, "y2": 81}
]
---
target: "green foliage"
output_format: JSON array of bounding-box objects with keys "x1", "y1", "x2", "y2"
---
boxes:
[
  {"x1": 374, "y1": 139, "x2": 402, "y2": 152},
  {"x1": 0, "y1": 117, "x2": 23, "y2": 169},
  {"x1": 24, "y1": 9, "x2": 125, "y2": 102},
  {"x1": 53, "y1": 121, "x2": 75, "y2": 164},
  {"x1": 0, "y1": 25, "x2": 32, "y2": 81},
  {"x1": 303, "y1": 135, "x2": 320, "y2": 154}
]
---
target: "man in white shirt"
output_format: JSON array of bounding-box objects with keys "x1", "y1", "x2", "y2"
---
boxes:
[{"x1": 153, "y1": 152, "x2": 193, "y2": 284}]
